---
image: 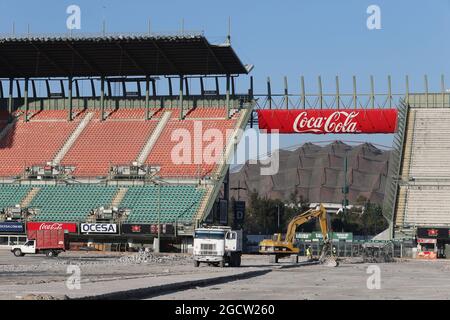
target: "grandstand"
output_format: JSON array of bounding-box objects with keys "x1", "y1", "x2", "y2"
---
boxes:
[
  {"x1": 0, "y1": 33, "x2": 254, "y2": 248},
  {"x1": 385, "y1": 94, "x2": 450, "y2": 239}
]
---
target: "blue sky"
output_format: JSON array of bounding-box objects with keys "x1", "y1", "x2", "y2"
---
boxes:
[{"x1": 1, "y1": 0, "x2": 449, "y2": 151}]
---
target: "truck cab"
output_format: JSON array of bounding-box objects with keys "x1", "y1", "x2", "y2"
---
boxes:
[
  {"x1": 11, "y1": 240, "x2": 36, "y2": 256},
  {"x1": 193, "y1": 226, "x2": 242, "y2": 267}
]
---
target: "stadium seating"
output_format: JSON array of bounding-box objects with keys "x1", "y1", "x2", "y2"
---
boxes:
[
  {"x1": 121, "y1": 185, "x2": 205, "y2": 223},
  {"x1": 0, "y1": 118, "x2": 78, "y2": 176},
  {"x1": 27, "y1": 110, "x2": 85, "y2": 121},
  {"x1": 146, "y1": 118, "x2": 237, "y2": 177},
  {"x1": 184, "y1": 108, "x2": 229, "y2": 119},
  {"x1": 408, "y1": 108, "x2": 450, "y2": 179},
  {"x1": 29, "y1": 185, "x2": 117, "y2": 222},
  {"x1": 403, "y1": 186, "x2": 450, "y2": 226},
  {"x1": 61, "y1": 119, "x2": 158, "y2": 176},
  {"x1": 396, "y1": 108, "x2": 450, "y2": 229},
  {"x1": 0, "y1": 185, "x2": 31, "y2": 209}
]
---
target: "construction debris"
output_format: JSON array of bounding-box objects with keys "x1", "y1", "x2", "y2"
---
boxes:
[{"x1": 362, "y1": 242, "x2": 395, "y2": 263}]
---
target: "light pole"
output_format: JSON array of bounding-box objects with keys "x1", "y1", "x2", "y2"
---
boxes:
[
  {"x1": 157, "y1": 182, "x2": 161, "y2": 253},
  {"x1": 277, "y1": 204, "x2": 280, "y2": 231}
]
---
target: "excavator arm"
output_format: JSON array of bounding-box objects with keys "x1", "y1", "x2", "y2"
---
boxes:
[
  {"x1": 259, "y1": 203, "x2": 338, "y2": 266},
  {"x1": 284, "y1": 204, "x2": 329, "y2": 244}
]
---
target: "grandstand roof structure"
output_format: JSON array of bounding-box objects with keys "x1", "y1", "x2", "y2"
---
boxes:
[{"x1": 0, "y1": 34, "x2": 248, "y2": 78}]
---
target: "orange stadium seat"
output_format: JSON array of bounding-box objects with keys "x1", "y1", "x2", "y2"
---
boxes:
[
  {"x1": 0, "y1": 117, "x2": 78, "y2": 176},
  {"x1": 146, "y1": 117, "x2": 237, "y2": 178},
  {"x1": 61, "y1": 119, "x2": 158, "y2": 176}
]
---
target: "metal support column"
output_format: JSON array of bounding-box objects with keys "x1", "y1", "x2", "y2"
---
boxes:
[
  {"x1": 168, "y1": 78, "x2": 173, "y2": 108},
  {"x1": 8, "y1": 78, "x2": 13, "y2": 122},
  {"x1": 145, "y1": 75, "x2": 150, "y2": 120},
  {"x1": 249, "y1": 76, "x2": 254, "y2": 100},
  {"x1": 335, "y1": 76, "x2": 340, "y2": 109},
  {"x1": 24, "y1": 78, "x2": 29, "y2": 122},
  {"x1": 405, "y1": 75, "x2": 410, "y2": 105},
  {"x1": 370, "y1": 75, "x2": 375, "y2": 109},
  {"x1": 388, "y1": 75, "x2": 392, "y2": 109},
  {"x1": 267, "y1": 77, "x2": 272, "y2": 109},
  {"x1": 179, "y1": 76, "x2": 184, "y2": 119},
  {"x1": 68, "y1": 77, "x2": 73, "y2": 121},
  {"x1": 318, "y1": 76, "x2": 323, "y2": 109},
  {"x1": 352, "y1": 76, "x2": 357, "y2": 109},
  {"x1": 284, "y1": 76, "x2": 288, "y2": 109},
  {"x1": 100, "y1": 76, "x2": 105, "y2": 121},
  {"x1": 441, "y1": 74, "x2": 445, "y2": 108},
  {"x1": 226, "y1": 74, "x2": 230, "y2": 119},
  {"x1": 300, "y1": 76, "x2": 305, "y2": 109}
]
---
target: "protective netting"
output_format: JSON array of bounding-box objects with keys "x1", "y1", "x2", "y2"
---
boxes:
[{"x1": 230, "y1": 141, "x2": 390, "y2": 204}]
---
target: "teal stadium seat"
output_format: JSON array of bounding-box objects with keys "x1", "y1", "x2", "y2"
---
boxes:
[
  {"x1": 29, "y1": 185, "x2": 117, "y2": 222},
  {"x1": 0, "y1": 185, "x2": 31, "y2": 208},
  {"x1": 121, "y1": 185, "x2": 205, "y2": 224}
]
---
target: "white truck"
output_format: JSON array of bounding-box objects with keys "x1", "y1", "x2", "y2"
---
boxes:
[{"x1": 193, "y1": 226, "x2": 242, "y2": 267}]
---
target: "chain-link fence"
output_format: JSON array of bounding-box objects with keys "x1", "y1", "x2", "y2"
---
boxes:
[{"x1": 296, "y1": 240, "x2": 415, "y2": 258}]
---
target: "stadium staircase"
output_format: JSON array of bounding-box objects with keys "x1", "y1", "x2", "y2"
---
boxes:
[
  {"x1": 136, "y1": 111, "x2": 172, "y2": 164},
  {"x1": 52, "y1": 112, "x2": 94, "y2": 165},
  {"x1": 111, "y1": 187, "x2": 128, "y2": 207},
  {"x1": 20, "y1": 187, "x2": 41, "y2": 208},
  {"x1": 0, "y1": 119, "x2": 17, "y2": 142}
]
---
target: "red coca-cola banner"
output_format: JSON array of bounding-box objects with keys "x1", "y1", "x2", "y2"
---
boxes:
[
  {"x1": 257, "y1": 109, "x2": 398, "y2": 134},
  {"x1": 27, "y1": 222, "x2": 77, "y2": 233}
]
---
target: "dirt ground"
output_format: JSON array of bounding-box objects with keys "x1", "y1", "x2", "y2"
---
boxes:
[
  {"x1": 153, "y1": 258, "x2": 450, "y2": 300},
  {"x1": 1, "y1": 250, "x2": 450, "y2": 300}
]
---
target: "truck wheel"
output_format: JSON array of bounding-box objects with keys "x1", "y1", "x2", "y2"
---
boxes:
[
  {"x1": 229, "y1": 255, "x2": 235, "y2": 267},
  {"x1": 219, "y1": 260, "x2": 225, "y2": 268},
  {"x1": 13, "y1": 249, "x2": 23, "y2": 257},
  {"x1": 46, "y1": 250, "x2": 55, "y2": 257},
  {"x1": 236, "y1": 255, "x2": 241, "y2": 267},
  {"x1": 194, "y1": 260, "x2": 200, "y2": 267}
]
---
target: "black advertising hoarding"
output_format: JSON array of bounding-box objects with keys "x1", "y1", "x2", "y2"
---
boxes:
[
  {"x1": 204, "y1": 209, "x2": 214, "y2": 224},
  {"x1": 122, "y1": 224, "x2": 152, "y2": 234},
  {"x1": 122, "y1": 224, "x2": 174, "y2": 235},
  {"x1": 417, "y1": 227, "x2": 450, "y2": 240},
  {"x1": 219, "y1": 199, "x2": 228, "y2": 225},
  {"x1": 234, "y1": 201, "x2": 246, "y2": 224}
]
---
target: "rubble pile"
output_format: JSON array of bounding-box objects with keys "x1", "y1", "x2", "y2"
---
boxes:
[{"x1": 118, "y1": 251, "x2": 192, "y2": 265}]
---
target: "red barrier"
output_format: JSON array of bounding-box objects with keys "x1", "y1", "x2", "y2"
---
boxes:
[{"x1": 257, "y1": 109, "x2": 398, "y2": 134}]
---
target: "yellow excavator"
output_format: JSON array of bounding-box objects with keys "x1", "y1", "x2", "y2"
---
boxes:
[{"x1": 259, "y1": 204, "x2": 338, "y2": 266}]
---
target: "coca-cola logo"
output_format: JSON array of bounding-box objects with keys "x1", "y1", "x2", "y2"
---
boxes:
[
  {"x1": 293, "y1": 111, "x2": 361, "y2": 133},
  {"x1": 38, "y1": 223, "x2": 63, "y2": 230},
  {"x1": 27, "y1": 222, "x2": 77, "y2": 232}
]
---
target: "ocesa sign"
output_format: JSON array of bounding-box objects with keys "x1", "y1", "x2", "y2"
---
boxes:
[{"x1": 80, "y1": 223, "x2": 117, "y2": 234}]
